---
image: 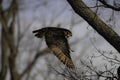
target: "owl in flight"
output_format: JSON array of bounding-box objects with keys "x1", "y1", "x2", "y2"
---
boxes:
[{"x1": 33, "y1": 27, "x2": 74, "y2": 68}]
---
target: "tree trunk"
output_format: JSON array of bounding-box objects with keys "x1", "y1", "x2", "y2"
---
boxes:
[
  {"x1": 0, "y1": 0, "x2": 21, "y2": 80},
  {"x1": 0, "y1": 29, "x2": 8, "y2": 80}
]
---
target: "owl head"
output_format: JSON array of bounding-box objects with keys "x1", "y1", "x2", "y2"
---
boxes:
[{"x1": 64, "y1": 30, "x2": 72, "y2": 38}]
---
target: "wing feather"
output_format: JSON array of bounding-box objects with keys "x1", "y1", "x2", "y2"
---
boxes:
[
  {"x1": 50, "y1": 47, "x2": 74, "y2": 68},
  {"x1": 33, "y1": 28, "x2": 46, "y2": 38}
]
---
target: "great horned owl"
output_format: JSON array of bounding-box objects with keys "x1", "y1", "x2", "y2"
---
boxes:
[{"x1": 33, "y1": 27, "x2": 74, "y2": 68}]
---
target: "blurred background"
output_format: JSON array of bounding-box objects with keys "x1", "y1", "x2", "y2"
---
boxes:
[{"x1": 0, "y1": 0, "x2": 120, "y2": 80}]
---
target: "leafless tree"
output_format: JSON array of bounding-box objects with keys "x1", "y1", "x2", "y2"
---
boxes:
[{"x1": 0, "y1": 0, "x2": 120, "y2": 80}]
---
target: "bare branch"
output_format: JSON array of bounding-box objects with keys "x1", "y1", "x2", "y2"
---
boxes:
[
  {"x1": 20, "y1": 48, "x2": 50, "y2": 78},
  {"x1": 98, "y1": 0, "x2": 120, "y2": 11},
  {"x1": 66, "y1": 0, "x2": 120, "y2": 53}
]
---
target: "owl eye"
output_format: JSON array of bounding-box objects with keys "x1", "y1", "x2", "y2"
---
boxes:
[{"x1": 64, "y1": 31, "x2": 72, "y2": 38}]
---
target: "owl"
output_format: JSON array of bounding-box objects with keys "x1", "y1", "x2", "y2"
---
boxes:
[{"x1": 33, "y1": 27, "x2": 74, "y2": 68}]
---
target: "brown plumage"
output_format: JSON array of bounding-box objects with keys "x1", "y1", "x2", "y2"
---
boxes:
[{"x1": 33, "y1": 27, "x2": 74, "y2": 68}]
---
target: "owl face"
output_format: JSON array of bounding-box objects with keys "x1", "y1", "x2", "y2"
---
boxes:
[{"x1": 64, "y1": 31, "x2": 72, "y2": 38}]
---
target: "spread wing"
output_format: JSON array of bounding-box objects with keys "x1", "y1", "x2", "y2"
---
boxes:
[
  {"x1": 51, "y1": 46, "x2": 75, "y2": 68},
  {"x1": 47, "y1": 35, "x2": 74, "y2": 68},
  {"x1": 33, "y1": 27, "x2": 74, "y2": 68}
]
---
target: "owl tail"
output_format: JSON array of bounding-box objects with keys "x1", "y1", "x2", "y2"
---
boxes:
[{"x1": 51, "y1": 47, "x2": 75, "y2": 68}]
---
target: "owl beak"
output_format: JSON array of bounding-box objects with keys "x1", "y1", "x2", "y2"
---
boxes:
[
  {"x1": 68, "y1": 34, "x2": 72, "y2": 37},
  {"x1": 66, "y1": 34, "x2": 72, "y2": 38}
]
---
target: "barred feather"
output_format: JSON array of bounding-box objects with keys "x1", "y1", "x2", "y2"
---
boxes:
[{"x1": 51, "y1": 47, "x2": 75, "y2": 68}]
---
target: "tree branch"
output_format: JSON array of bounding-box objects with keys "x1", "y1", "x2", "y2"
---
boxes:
[
  {"x1": 20, "y1": 48, "x2": 50, "y2": 78},
  {"x1": 98, "y1": 0, "x2": 120, "y2": 11},
  {"x1": 66, "y1": 0, "x2": 120, "y2": 53}
]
